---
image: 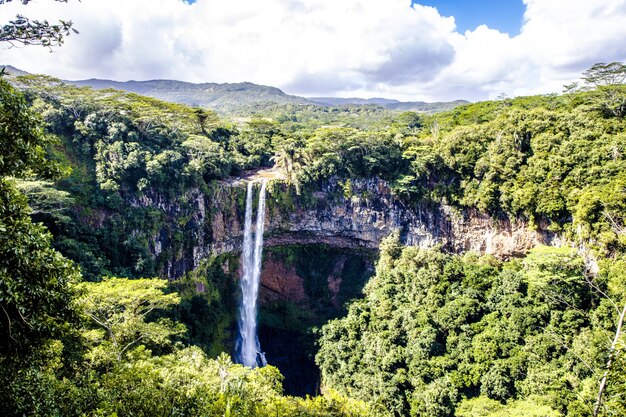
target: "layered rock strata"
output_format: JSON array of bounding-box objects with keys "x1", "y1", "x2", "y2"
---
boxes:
[{"x1": 132, "y1": 177, "x2": 560, "y2": 279}]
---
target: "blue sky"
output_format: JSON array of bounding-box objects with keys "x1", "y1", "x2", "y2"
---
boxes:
[{"x1": 415, "y1": 0, "x2": 525, "y2": 35}]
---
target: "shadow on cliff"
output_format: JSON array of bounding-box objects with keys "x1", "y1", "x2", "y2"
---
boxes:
[{"x1": 255, "y1": 244, "x2": 376, "y2": 396}]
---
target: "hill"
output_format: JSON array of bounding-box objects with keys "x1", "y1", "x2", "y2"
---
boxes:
[
  {"x1": 309, "y1": 96, "x2": 469, "y2": 112},
  {"x1": 0, "y1": 65, "x2": 29, "y2": 77},
  {"x1": 67, "y1": 78, "x2": 312, "y2": 112},
  {"x1": 69, "y1": 79, "x2": 467, "y2": 113},
  {"x1": 2, "y1": 65, "x2": 466, "y2": 114}
]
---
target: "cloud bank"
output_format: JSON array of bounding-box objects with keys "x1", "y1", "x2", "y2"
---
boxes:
[{"x1": 1, "y1": 0, "x2": 625, "y2": 101}]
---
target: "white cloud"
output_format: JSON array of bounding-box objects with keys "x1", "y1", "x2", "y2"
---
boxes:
[{"x1": 1, "y1": 0, "x2": 625, "y2": 101}]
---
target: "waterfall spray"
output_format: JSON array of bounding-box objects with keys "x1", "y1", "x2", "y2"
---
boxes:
[{"x1": 236, "y1": 179, "x2": 268, "y2": 368}]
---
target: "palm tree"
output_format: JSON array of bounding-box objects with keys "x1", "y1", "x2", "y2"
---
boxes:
[{"x1": 271, "y1": 147, "x2": 307, "y2": 194}]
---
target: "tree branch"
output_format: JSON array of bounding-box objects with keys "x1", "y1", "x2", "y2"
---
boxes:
[{"x1": 1, "y1": 0, "x2": 77, "y2": 48}]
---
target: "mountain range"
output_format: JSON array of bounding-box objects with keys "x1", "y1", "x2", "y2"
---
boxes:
[
  {"x1": 308, "y1": 96, "x2": 469, "y2": 112},
  {"x1": 2, "y1": 65, "x2": 468, "y2": 113}
]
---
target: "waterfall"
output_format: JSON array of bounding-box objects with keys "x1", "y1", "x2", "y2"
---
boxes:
[{"x1": 236, "y1": 179, "x2": 268, "y2": 368}]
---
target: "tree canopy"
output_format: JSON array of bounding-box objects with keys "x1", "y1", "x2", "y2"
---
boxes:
[{"x1": 2, "y1": 59, "x2": 626, "y2": 416}]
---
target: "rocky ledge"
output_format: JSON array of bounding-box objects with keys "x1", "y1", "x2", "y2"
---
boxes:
[{"x1": 133, "y1": 177, "x2": 562, "y2": 279}]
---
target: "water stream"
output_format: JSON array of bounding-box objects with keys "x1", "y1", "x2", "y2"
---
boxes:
[{"x1": 236, "y1": 179, "x2": 268, "y2": 368}]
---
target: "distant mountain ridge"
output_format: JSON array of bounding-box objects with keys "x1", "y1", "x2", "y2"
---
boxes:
[
  {"x1": 1, "y1": 65, "x2": 29, "y2": 77},
  {"x1": 67, "y1": 78, "x2": 312, "y2": 111},
  {"x1": 308, "y1": 97, "x2": 470, "y2": 112},
  {"x1": 2, "y1": 65, "x2": 468, "y2": 113},
  {"x1": 309, "y1": 97, "x2": 402, "y2": 106}
]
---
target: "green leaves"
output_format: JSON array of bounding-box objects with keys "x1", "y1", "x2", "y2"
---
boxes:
[
  {"x1": 523, "y1": 246, "x2": 585, "y2": 292},
  {"x1": 317, "y1": 245, "x2": 607, "y2": 417},
  {"x1": 0, "y1": 179, "x2": 80, "y2": 355},
  {"x1": 77, "y1": 277, "x2": 184, "y2": 362},
  {"x1": 0, "y1": 79, "x2": 66, "y2": 179},
  {"x1": 0, "y1": 1, "x2": 76, "y2": 49},
  {"x1": 182, "y1": 134, "x2": 231, "y2": 180}
]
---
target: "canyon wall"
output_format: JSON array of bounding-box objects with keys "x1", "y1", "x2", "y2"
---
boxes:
[
  {"x1": 131, "y1": 177, "x2": 561, "y2": 280},
  {"x1": 129, "y1": 176, "x2": 563, "y2": 395}
]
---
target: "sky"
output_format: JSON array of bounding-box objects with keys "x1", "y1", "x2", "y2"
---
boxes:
[
  {"x1": 1, "y1": 0, "x2": 625, "y2": 102},
  {"x1": 415, "y1": 0, "x2": 525, "y2": 35}
]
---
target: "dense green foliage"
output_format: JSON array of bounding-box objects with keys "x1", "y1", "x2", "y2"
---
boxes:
[
  {"x1": 399, "y1": 88, "x2": 626, "y2": 251},
  {"x1": 3, "y1": 63, "x2": 626, "y2": 416},
  {"x1": 6, "y1": 74, "x2": 413, "y2": 280},
  {"x1": 0, "y1": 77, "x2": 65, "y2": 178},
  {"x1": 0, "y1": 78, "x2": 79, "y2": 356},
  {"x1": 0, "y1": 76, "x2": 373, "y2": 416},
  {"x1": 317, "y1": 234, "x2": 626, "y2": 417},
  {"x1": 12, "y1": 75, "x2": 267, "y2": 279},
  {"x1": 0, "y1": 178, "x2": 80, "y2": 356},
  {"x1": 17, "y1": 71, "x2": 626, "y2": 281},
  {"x1": 255, "y1": 80, "x2": 626, "y2": 264},
  {"x1": 255, "y1": 81, "x2": 626, "y2": 261},
  {"x1": 2, "y1": 276, "x2": 372, "y2": 416}
]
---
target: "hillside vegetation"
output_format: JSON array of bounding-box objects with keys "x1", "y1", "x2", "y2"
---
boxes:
[
  {"x1": 67, "y1": 78, "x2": 311, "y2": 112},
  {"x1": 318, "y1": 236, "x2": 625, "y2": 417},
  {"x1": 60, "y1": 72, "x2": 466, "y2": 114},
  {"x1": 1, "y1": 63, "x2": 625, "y2": 416}
]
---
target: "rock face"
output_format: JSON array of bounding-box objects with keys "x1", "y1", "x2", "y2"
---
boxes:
[
  {"x1": 255, "y1": 245, "x2": 375, "y2": 397},
  {"x1": 130, "y1": 177, "x2": 563, "y2": 396},
  {"x1": 259, "y1": 258, "x2": 307, "y2": 305},
  {"x1": 133, "y1": 177, "x2": 561, "y2": 280}
]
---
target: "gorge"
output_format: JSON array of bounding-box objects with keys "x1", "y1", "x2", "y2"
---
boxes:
[
  {"x1": 132, "y1": 176, "x2": 562, "y2": 282},
  {"x1": 4, "y1": 69, "x2": 625, "y2": 416},
  {"x1": 126, "y1": 174, "x2": 565, "y2": 395}
]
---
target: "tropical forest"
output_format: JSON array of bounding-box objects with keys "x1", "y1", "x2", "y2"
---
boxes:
[{"x1": 1, "y1": 1, "x2": 625, "y2": 416}]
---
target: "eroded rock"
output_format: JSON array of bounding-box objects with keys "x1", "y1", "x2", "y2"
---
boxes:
[{"x1": 131, "y1": 177, "x2": 562, "y2": 280}]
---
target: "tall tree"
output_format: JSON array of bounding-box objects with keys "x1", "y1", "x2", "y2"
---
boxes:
[
  {"x1": 77, "y1": 278, "x2": 185, "y2": 363},
  {"x1": 581, "y1": 62, "x2": 626, "y2": 118},
  {"x1": 583, "y1": 62, "x2": 626, "y2": 87},
  {"x1": 0, "y1": 78, "x2": 80, "y2": 356},
  {"x1": 271, "y1": 146, "x2": 306, "y2": 194}
]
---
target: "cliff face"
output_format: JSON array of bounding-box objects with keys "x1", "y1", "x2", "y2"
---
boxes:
[
  {"x1": 133, "y1": 177, "x2": 561, "y2": 280},
  {"x1": 130, "y1": 177, "x2": 562, "y2": 396}
]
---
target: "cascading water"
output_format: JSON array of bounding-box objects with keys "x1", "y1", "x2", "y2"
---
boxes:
[{"x1": 236, "y1": 179, "x2": 268, "y2": 368}]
